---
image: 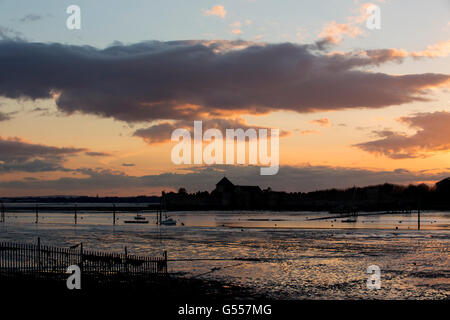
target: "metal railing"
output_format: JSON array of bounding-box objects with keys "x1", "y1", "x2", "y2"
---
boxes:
[{"x1": 0, "y1": 239, "x2": 167, "y2": 279}]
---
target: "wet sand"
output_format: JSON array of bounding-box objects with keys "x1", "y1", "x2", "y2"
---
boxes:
[{"x1": 1, "y1": 210, "x2": 449, "y2": 299}]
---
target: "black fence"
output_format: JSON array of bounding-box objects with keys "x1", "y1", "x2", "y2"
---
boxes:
[{"x1": 0, "y1": 240, "x2": 167, "y2": 279}]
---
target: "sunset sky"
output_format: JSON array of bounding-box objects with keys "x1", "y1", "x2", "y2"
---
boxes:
[{"x1": 0, "y1": 0, "x2": 449, "y2": 196}]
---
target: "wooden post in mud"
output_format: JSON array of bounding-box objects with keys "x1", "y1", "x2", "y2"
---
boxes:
[
  {"x1": 35, "y1": 204, "x2": 38, "y2": 224},
  {"x1": 418, "y1": 211, "x2": 421, "y2": 230},
  {"x1": 74, "y1": 204, "x2": 78, "y2": 224},
  {"x1": 158, "y1": 191, "x2": 165, "y2": 225},
  {"x1": 1, "y1": 201, "x2": 5, "y2": 222},
  {"x1": 417, "y1": 199, "x2": 421, "y2": 230},
  {"x1": 113, "y1": 204, "x2": 116, "y2": 225}
]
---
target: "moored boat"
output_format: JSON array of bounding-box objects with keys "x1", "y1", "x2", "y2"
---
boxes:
[
  {"x1": 124, "y1": 213, "x2": 149, "y2": 224},
  {"x1": 160, "y1": 217, "x2": 176, "y2": 226}
]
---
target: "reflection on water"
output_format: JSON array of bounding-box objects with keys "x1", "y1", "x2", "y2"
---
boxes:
[
  {"x1": 3, "y1": 210, "x2": 450, "y2": 230},
  {"x1": 0, "y1": 210, "x2": 449, "y2": 299}
]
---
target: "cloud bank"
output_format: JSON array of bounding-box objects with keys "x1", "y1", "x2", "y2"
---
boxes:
[
  {"x1": 0, "y1": 136, "x2": 84, "y2": 173},
  {"x1": 0, "y1": 39, "x2": 448, "y2": 125},
  {"x1": 355, "y1": 111, "x2": 450, "y2": 159},
  {"x1": 0, "y1": 136, "x2": 111, "y2": 173}
]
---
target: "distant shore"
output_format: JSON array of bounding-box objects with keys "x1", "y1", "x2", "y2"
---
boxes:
[
  {"x1": 2, "y1": 203, "x2": 449, "y2": 213},
  {"x1": 2, "y1": 177, "x2": 450, "y2": 213}
]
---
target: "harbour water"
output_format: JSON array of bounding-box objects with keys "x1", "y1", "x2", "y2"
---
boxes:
[{"x1": 0, "y1": 208, "x2": 449, "y2": 299}]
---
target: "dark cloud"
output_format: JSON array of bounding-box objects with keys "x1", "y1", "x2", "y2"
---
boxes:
[
  {"x1": 122, "y1": 163, "x2": 135, "y2": 167},
  {"x1": 310, "y1": 118, "x2": 331, "y2": 127},
  {"x1": 0, "y1": 136, "x2": 85, "y2": 163},
  {"x1": 0, "y1": 136, "x2": 87, "y2": 173},
  {"x1": 0, "y1": 111, "x2": 11, "y2": 121},
  {"x1": 1, "y1": 164, "x2": 448, "y2": 195},
  {"x1": 327, "y1": 49, "x2": 408, "y2": 69},
  {"x1": 28, "y1": 107, "x2": 56, "y2": 117},
  {"x1": 30, "y1": 107, "x2": 48, "y2": 112},
  {"x1": 133, "y1": 118, "x2": 290, "y2": 144},
  {"x1": 19, "y1": 14, "x2": 42, "y2": 23},
  {"x1": 134, "y1": 122, "x2": 179, "y2": 144},
  {"x1": 85, "y1": 151, "x2": 111, "y2": 157},
  {"x1": 354, "y1": 111, "x2": 450, "y2": 159},
  {"x1": 0, "y1": 159, "x2": 69, "y2": 173},
  {"x1": 0, "y1": 26, "x2": 23, "y2": 41},
  {"x1": 0, "y1": 137, "x2": 83, "y2": 173},
  {"x1": 0, "y1": 40, "x2": 448, "y2": 123}
]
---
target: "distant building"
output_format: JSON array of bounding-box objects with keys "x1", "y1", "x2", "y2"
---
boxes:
[
  {"x1": 212, "y1": 177, "x2": 262, "y2": 208},
  {"x1": 215, "y1": 177, "x2": 235, "y2": 193}
]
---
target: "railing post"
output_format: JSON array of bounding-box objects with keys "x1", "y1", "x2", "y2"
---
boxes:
[
  {"x1": 164, "y1": 250, "x2": 167, "y2": 274},
  {"x1": 37, "y1": 237, "x2": 41, "y2": 273},
  {"x1": 124, "y1": 246, "x2": 128, "y2": 273},
  {"x1": 35, "y1": 204, "x2": 39, "y2": 224},
  {"x1": 79, "y1": 242, "x2": 83, "y2": 272}
]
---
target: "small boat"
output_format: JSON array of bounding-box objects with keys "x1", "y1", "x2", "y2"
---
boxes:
[
  {"x1": 160, "y1": 217, "x2": 176, "y2": 226},
  {"x1": 341, "y1": 218, "x2": 357, "y2": 223},
  {"x1": 124, "y1": 213, "x2": 149, "y2": 224},
  {"x1": 157, "y1": 194, "x2": 176, "y2": 226},
  {"x1": 124, "y1": 220, "x2": 149, "y2": 224}
]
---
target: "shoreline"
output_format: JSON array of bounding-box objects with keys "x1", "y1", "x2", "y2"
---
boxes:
[{"x1": 2, "y1": 206, "x2": 450, "y2": 213}]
